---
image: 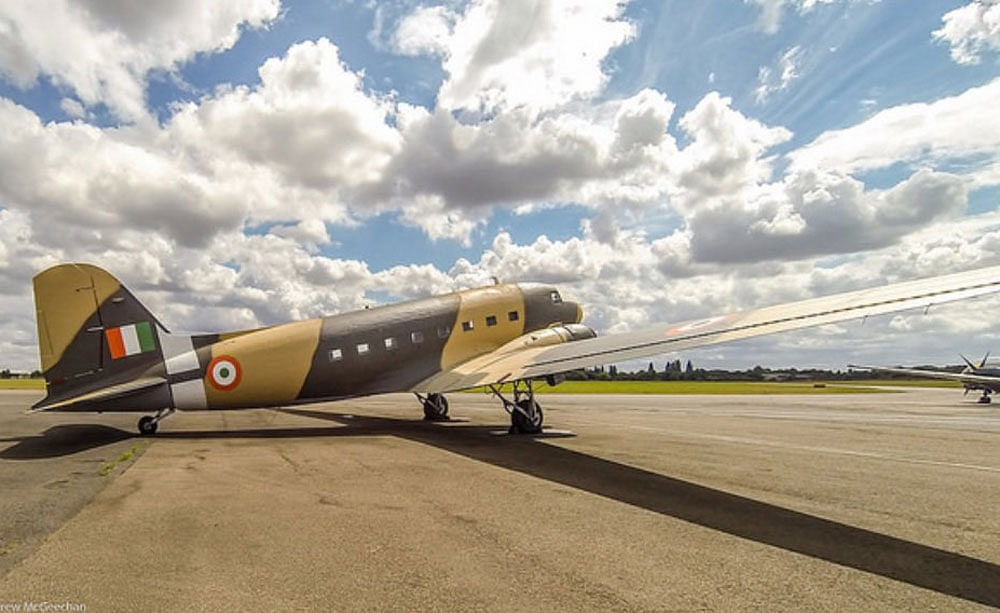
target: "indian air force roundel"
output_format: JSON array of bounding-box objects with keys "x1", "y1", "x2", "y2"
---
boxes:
[{"x1": 207, "y1": 355, "x2": 242, "y2": 391}]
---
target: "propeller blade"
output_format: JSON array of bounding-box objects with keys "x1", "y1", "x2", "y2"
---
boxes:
[{"x1": 980, "y1": 351, "x2": 991, "y2": 369}]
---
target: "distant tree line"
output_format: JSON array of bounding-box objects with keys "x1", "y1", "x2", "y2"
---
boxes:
[
  {"x1": 0, "y1": 369, "x2": 42, "y2": 379},
  {"x1": 563, "y1": 361, "x2": 966, "y2": 382}
]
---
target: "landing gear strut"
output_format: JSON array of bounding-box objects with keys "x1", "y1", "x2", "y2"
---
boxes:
[
  {"x1": 978, "y1": 390, "x2": 993, "y2": 404},
  {"x1": 488, "y1": 379, "x2": 544, "y2": 434},
  {"x1": 137, "y1": 407, "x2": 175, "y2": 435},
  {"x1": 416, "y1": 393, "x2": 450, "y2": 421}
]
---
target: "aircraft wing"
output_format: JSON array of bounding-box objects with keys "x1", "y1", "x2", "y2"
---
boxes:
[
  {"x1": 415, "y1": 265, "x2": 1000, "y2": 393},
  {"x1": 847, "y1": 365, "x2": 1000, "y2": 386}
]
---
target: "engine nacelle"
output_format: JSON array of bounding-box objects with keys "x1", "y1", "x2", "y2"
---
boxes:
[{"x1": 522, "y1": 323, "x2": 596, "y2": 348}]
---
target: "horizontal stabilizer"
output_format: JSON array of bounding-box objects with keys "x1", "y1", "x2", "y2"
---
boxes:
[{"x1": 30, "y1": 376, "x2": 168, "y2": 412}]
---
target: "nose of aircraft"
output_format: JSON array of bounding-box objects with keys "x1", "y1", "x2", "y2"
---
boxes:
[{"x1": 569, "y1": 301, "x2": 583, "y2": 324}]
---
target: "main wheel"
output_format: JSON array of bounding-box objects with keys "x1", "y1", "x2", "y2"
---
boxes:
[
  {"x1": 138, "y1": 415, "x2": 158, "y2": 435},
  {"x1": 423, "y1": 393, "x2": 449, "y2": 421},
  {"x1": 980, "y1": 395, "x2": 993, "y2": 404},
  {"x1": 511, "y1": 399, "x2": 543, "y2": 434}
]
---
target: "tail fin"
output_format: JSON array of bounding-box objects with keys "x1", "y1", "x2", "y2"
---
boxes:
[{"x1": 33, "y1": 263, "x2": 169, "y2": 409}]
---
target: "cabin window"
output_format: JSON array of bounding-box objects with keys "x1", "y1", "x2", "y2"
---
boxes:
[
  {"x1": 462, "y1": 320, "x2": 474, "y2": 332},
  {"x1": 328, "y1": 348, "x2": 343, "y2": 362},
  {"x1": 550, "y1": 291, "x2": 562, "y2": 304},
  {"x1": 357, "y1": 342, "x2": 370, "y2": 355},
  {"x1": 384, "y1": 337, "x2": 397, "y2": 350},
  {"x1": 508, "y1": 310, "x2": 519, "y2": 322},
  {"x1": 437, "y1": 325, "x2": 450, "y2": 339},
  {"x1": 486, "y1": 315, "x2": 498, "y2": 327},
  {"x1": 411, "y1": 331, "x2": 424, "y2": 344}
]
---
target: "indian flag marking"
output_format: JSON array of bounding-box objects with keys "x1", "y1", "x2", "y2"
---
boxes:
[
  {"x1": 106, "y1": 322, "x2": 155, "y2": 360},
  {"x1": 207, "y1": 355, "x2": 242, "y2": 391}
]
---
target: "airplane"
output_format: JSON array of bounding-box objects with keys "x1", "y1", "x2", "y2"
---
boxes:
[
  {"x1": 29, "y1": 262, "x2": 1000, "y2": 435},
  {"x1": 850, "y1": 353, "x2": 1000, "y2": 404}
]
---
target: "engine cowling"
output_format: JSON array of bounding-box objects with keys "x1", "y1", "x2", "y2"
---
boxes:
[
  {"x1": 524, "y1": 323, "x2": 596, "y2": 347},
  {"x1": 489, "y1": 323, "x2": 596, "y2": 356}
]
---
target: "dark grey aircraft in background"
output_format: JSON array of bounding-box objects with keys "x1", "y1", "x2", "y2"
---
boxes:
[{"x1": 851, "y1": 353, "x2": 1000, "y2": 403}]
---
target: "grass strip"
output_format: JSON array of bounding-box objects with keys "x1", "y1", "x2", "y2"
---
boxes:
[{"x1": 0, "y1": 379, "x2": 45, "y2": 390}]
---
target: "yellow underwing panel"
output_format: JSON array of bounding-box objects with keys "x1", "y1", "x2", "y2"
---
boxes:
[
  {"x1": 440, "y1": 285, "x2": 525, "y2": 372},
  {"x1": 204, "y1": 318, "x2": 323, "y2": 408},
  {"x1": 33, "y1": 263, "x2": 121, "y2": 372}
]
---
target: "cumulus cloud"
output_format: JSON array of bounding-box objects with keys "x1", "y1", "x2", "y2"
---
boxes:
[
  {"x1": 170, "y1": 38, "x2": 401, "y2": 193},
  {"x1": 269, "y1": 219, "x2": 332, "y2": 251},
  {"x1": 0, "y1": 1, "x2": 280, "y2": 121},
  {"x1": 0, "y1": 208, "x2": 57, "y2": 290},
  {"x1": 386, "y1": 106, "x2": 604, "y2": 208},
  {"x1": 2, "y1": 0, "x2": 1000, "y2": 374},
  {"x1": 789, "y1": 77, "x2": 1000, "y2": 182},
  {"x1": 378, "y1": 87, "x2": 678, "y2": 233},
  {"x1": 9, "y1": 199, "x2": 999, "y2": 371},
  {"x1": 684, "y1": 169, "x2": 968, "y2": 264},
  {"x1": 934, "y1": 0, "x2": 1000, "y2": 65},
  {"x1": 441, "y1": 208, "x2": 1000, "y2": 353},
  {"x1": 672, "y1": 92, "x2": 791, "y2": 203},
  {"x1": 0, "y1": 29, "x2": 676, "y2": 265},
  {"x1": 1, "y1": 49, "x2": 978, "y2": 373},
  {"x1": 1, "y1": 37, "x2": 397, "y2": 257},
  {"x1": 58, "y1": 97, "x2": 86, "y2": 119},
  {"x1": 410, "y1": 0, "x2": 635, "y2": 115},
  {"x1": 0, "y1": 99, "x2": 250, "y2": 248},
  {"x1": 392, "y1": 5, "x2": 458, "y2": 56},
  {"x1": 396, "y1": 195, "x2": 486, "y2": 246}
]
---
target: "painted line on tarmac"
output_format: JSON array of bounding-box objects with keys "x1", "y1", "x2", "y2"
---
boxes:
[
  {"x1": 710, "y1": 410, "x2": 1000, "y2": 429},
  {"x1": 652, "y1": 428, "x2": 1000, "y2": 474}
]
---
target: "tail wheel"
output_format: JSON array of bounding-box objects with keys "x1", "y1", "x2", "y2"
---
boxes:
[
  {"x1": 138, "y1": 415, "x2": 158, "y2": 436},
  {"x1": 423, "y1": 393, "x2": 449, "y2": 421},
  {"x1": 512, "y1": 399, "x2": 543, "y2": 434}
]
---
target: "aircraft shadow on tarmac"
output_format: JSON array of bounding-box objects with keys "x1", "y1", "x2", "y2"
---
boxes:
[
  {"x1": 284, "y1": 408, "x2": 1000, "y2": 609},
  {"x1": 3, "y1": 408, "x2": 998, "y2": 608},
  {"x1": 0, "y1": 424, "x2": 134, "y2": 459}
]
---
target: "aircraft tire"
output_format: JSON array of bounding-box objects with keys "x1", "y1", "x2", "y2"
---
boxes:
[
  {"x1": 511, "y1": 399, "x2": 543, "y2": 434},
  {"x1": 423, "y1": 393, "x2": 449, "y2": 420},
  {"x1": 138, "y1": 416, "x2": 158, "y2": 436}
]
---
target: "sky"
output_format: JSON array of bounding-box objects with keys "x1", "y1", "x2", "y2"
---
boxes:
[{"x1": 1, "y1": 0, "x2": 1000, "y2": 372}]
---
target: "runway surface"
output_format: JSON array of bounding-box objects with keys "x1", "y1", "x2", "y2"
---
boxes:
[{"x1": 1, "y1": 388, "x2": 999, "y2": 611}]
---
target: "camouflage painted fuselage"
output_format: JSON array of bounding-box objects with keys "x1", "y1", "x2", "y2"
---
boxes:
[{"x1": 33, "y1": 264, "x2": 584, "y2": 413}]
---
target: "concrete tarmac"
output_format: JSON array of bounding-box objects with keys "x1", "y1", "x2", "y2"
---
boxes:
[
  {"x1": 1, "y1": 388, "x2": 999, "y2": 611},
  {"x1": 0, "y1": 390, "x2": 148, "y2": 578}
]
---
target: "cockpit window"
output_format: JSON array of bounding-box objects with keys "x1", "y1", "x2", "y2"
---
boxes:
[{"x1": 550, "y1": 291, "x2": 562, "y2": 304}]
